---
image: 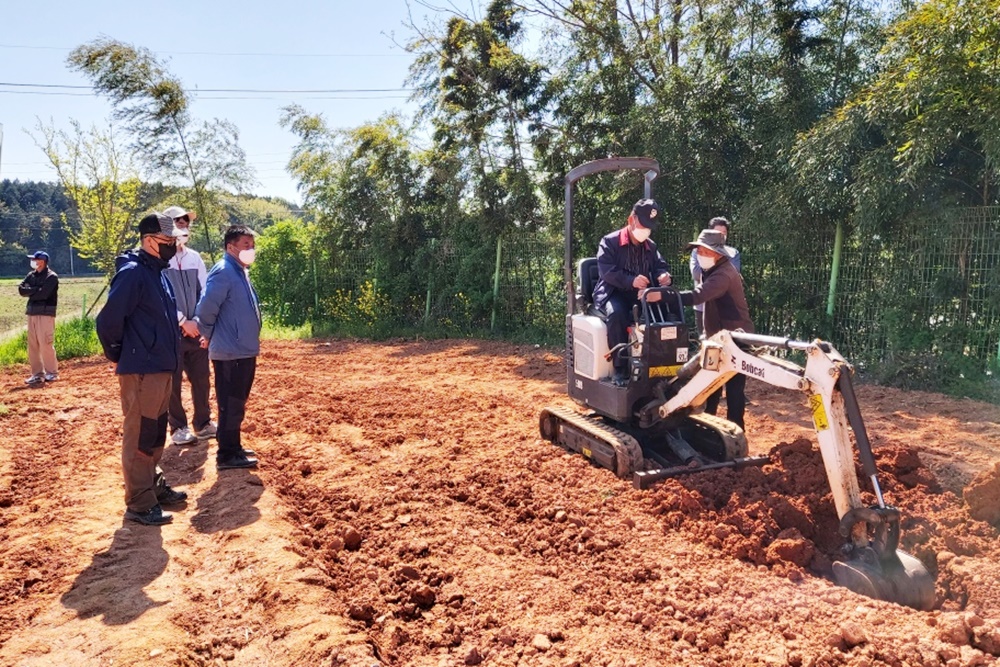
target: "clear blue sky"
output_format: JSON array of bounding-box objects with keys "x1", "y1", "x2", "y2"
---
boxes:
[{"x1": 0, "y1": 1, "x2": 451, "y2": 205}]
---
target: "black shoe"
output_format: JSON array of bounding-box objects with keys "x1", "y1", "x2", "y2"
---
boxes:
[
  {"x1": 612, "y1": 369, "x2": 629, "y2": 387},
  {"x1": 124, "y1": 504, "x2": 173, "y2": 526},
  {"x1": 240, "y1": 448, "x2": 256, "y2": 457},
  {"x1": 157, "y1": 487, "x2": 188, "y2": 506},
  {"x1": 217, "y1": 455, "x2": 258, "y2": 470}
]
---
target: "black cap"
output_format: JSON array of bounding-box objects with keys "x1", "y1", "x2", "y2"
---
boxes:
[
  {"x1": 137, "y1": 212, "x2": 184, "y2": 238},
  {"x1": 632, "y1": 199, "x2": 662, "y2": 230}
]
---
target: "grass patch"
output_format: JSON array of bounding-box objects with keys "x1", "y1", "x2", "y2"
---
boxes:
[
  {"x1": 261, "y1": 321, "x2": 313, "y2": 340},
  {"x1": 0, "y1": 316, "x2": 102, "y2": 367}
]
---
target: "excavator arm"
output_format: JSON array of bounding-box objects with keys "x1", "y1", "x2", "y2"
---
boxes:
[{"x1": 648, "y1": 330, "x2": 935, "y2": 609}]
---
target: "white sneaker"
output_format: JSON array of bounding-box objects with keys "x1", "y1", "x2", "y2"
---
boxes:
[
  {"x1": 195, "y1": 421, "x2": 218, "y2": 440},
  {"x1": 44, "y1": 373, "x2": 59, "y2": 382},
  {"x1": 24, "y1": 374, "x2": 44, "y2": 386},
  {"x1": 171, "y1": 427, "x2": 197, "y2": 445}
]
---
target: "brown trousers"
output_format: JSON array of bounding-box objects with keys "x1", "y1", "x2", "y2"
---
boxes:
[
  {"x1": 119, "y1": 373, "x2": 172, "y2": 513},
  {"x1": 27, "y1": 315, "x2": 58, "y2": 375}
]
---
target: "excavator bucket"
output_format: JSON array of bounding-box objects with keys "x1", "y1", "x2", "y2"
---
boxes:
[
  {"x1": 833, "y1": 507, "x2": 935, "y2": 610},
  {"x1": 832, "y1": 550, "x2": 935, "y2": 611}
]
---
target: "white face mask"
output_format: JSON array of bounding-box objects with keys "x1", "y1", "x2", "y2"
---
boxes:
[
  {"x1": 631, "y1": 226, "x2": 651, "y2": 243},
  {"x1": 30, "y1": 260, "x2": 39, "y2": 270},
  {"x1": 238, "y1": 248, "x2": 256, "y2": 266},
  {"x1": 696, "y1": 254, "x2": 717, "y2": 270}
]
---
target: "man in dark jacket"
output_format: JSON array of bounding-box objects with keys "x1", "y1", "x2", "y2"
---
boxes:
[
  {"x1": 96, "y1": 212, "x2": 188, "y2": 526},
  {"x1": 679, "y1": 228, "x2": 755, "y2": 429},
  {"x1": 688, "y1": 217, "x2": 742, "y2": 336},
  {"x1": 196, "y1": 225, "x2": 262, "y2": 471},
  {"x1": 593, "y1": 199, "x2": 672, "y2": 386},
  {"x1": 18, "y1": 250, "x2": 59, "y2": 385}
]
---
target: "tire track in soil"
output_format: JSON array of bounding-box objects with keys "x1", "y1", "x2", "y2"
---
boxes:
[{"x1": 0, "y1": 377, "x2": 115, "y2": 650}]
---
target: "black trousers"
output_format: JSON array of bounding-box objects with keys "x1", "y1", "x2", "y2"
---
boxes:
[
  {"x1": 600, "y1": 293, "x2": 639, "y2": 371},
  {"x1": 169, "y1": 335, "x2": 212, "y2": 433},
  {"x1": 706, "y1": 374, "x2": 748, "y2": 429},
  {"x1": 213, "y1": 357, "x2": 257, "y2": 461}
]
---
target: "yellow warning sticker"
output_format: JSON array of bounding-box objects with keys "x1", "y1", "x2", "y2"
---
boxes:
[
  {"x1": 809, "y1": 394, "x2": 830, "y2": 431},
  {"x1": 582, "y1": 447, "x2": 592, "y2": 458},
  {"x1": 649, "y1": 365, "x2": 683, "y2": 378}
]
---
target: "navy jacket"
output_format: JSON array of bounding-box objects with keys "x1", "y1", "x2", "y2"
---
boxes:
[
  {"x1": 19, "y1": 268, "x2": 59, "y2": 316},
  {"x1": 593, "y1": 228, "x2": 671, "y2": 308},
  {"x1": 196, "y1": 252, "x2": 262, "y2": 361},
  {"x1": 96, "y1": 250, "x2": 180, "y2": 375}
]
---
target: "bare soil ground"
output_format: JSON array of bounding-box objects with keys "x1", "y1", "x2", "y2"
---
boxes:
[{"x1": 2, "y1": 339, "x2": 1000, "y2": 667}]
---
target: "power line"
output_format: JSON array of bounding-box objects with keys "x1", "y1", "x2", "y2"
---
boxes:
[
  {"x1": 0, "y1": 90, "x2": 410, "y2": 101},
  {"x1": 0, "y1": 43, "x2": 412, "y2": 59},
  {"x1": 0, "y1": 81, "x2": 415, "y2": 94}
]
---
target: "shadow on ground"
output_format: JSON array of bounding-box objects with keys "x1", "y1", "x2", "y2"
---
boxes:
[
  {"x1": 190, "y1": 470, "x2": 263, "y2": 534},
  {"x1": 61, "y1": 525, "x2": 169, "y2": 625}
]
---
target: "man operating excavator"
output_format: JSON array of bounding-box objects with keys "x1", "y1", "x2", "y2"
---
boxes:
[{"x1": 593, "y1": 199, "x2": 672, "y2": 387}]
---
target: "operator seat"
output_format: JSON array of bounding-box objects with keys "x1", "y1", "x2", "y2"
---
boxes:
[{"x1": 576, "y1": 258, "x2": 605, "y2": 318}]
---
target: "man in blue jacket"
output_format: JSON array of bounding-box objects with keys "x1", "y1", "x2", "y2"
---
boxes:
[
  {"x1": 196, "y1": 225, "x2": 262, "y2": 471},
  {"x1": 96, "y1": 212, "x2": 188, "y2": 526},
  {"x1": 593, "y1": 199, "x2": 672, "y2": 386}
]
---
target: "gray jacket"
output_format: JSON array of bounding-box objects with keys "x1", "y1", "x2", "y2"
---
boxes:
[{"x1": 164, "y1": 246, "x2": 207, "y2": 323}]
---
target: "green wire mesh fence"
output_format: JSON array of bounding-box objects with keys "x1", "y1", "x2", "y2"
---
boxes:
[{"x1": 306, "y1": 207, "x2": 999, "y2": 396}]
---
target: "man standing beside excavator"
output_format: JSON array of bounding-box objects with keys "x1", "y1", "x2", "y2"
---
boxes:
[{"x1": 678, "y1": 228, "x2": 755, "y2": 429}]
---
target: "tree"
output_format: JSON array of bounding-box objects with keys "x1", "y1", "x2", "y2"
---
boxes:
[
  {"x1": 68, "y1": 38, "x2": 256, "y2": 258},
  {"x1": 282, "y1": 108, "x2": 433, "y2": 306},
  {"x1": 790, "y1": 0, "x2": 1000, "y2": 236},
  {"x1": 31, "y1": 119, "x2": 143, "y2": 278},
  {"x1": 409, "y1": 0, "x2": 546, "y2": 236}
]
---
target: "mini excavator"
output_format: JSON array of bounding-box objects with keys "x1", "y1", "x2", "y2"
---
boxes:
[{"x1": 539, "y1": 158, "x2": 935, "y2": 610}]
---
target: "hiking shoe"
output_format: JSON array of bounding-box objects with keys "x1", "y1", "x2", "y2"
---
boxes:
[
  {"x1": 195, "y1": 421, "x2": 218, "y2": 440},
  {"x1": 124, "y1": 504, "x2": 173, "y2": 526},
  {"x1": 171, "y1": 427, "x2": 197, "y2": 446},
  {"x1": 44, "y1": 373, "x2": 59, "y2": 382},
  {"x1": 217, "y1": 455, "x2": 258, "y2": 470},
  {"x1": 24, "y1": 374, "x2": 45, "y2": 386},
  {"x1": 157, "y1": 487, "x2": 188, "y2": 506},
  {"x1": 612, "y1": 369, "x2": 629, "y2": 388}
]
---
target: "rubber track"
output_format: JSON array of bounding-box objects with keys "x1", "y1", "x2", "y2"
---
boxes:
[
  {"x1": 540, "y1": 405, "x2": 644, "y2": 478},
  {"x1": 684, "y1": 412, "x2": 749, "y2": 461}
]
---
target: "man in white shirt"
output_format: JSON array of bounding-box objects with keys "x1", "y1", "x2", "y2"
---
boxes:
[{"x1": 162, "y1": 205, "x2": 216, "y2": 445}]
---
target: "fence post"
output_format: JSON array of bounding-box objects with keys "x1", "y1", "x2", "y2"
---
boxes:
[
  {"x1": 826, "y1": 220, "x2": 844, "y2": 318},
  {"x1": 424, "y1": 239, "x2": 436, "y2": 326},
  {"x1": 491, "y1": 236, "x2": 502, "y2": 332},
  {"x1": 82, "y1": 294, "x2": 87, "y2": 319}
]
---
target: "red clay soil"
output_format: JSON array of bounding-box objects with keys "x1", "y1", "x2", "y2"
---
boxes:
[{"x1": 1, "y1": 339, "x2": 999, "y2": 667}]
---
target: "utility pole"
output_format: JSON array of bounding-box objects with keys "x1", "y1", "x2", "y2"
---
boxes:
[{"x1": 0, "y1": 123, "x2": 4, "y2": 178}]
